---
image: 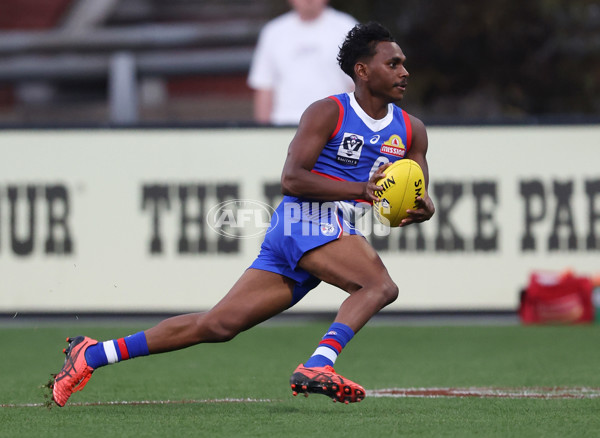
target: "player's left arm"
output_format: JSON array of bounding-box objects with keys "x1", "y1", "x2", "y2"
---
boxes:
[{"x1": 401, "y1": 114, "x2": 435, "y2": 227}]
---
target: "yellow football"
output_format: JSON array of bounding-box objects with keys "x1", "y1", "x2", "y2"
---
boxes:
[{"x1": 373, "y1": 159, "x2": 426, "y2": 227}]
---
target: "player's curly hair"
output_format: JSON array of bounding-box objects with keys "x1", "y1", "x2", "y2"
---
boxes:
[{"x1": 337, "y1": 22, "x2": 397, "y2": 79}]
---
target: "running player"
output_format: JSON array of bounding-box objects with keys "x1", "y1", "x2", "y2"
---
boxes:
[{"x1": 51, "y1": 22, "x2": 435, "y2": 407}]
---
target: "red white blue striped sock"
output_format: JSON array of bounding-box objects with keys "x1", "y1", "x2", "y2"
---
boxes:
[
  {"x1": 303, "y1": 322, "x2": 354, "y2": 368},
  {"x1": 84, "y1": 331, "x2": 149, "y2": 369}
]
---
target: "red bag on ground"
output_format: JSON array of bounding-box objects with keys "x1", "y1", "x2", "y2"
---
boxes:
[{"x1": 519, "y1": 271, "x2": 594, "y2": 324}]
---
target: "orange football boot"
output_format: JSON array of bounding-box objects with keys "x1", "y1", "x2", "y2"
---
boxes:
[
  {"x1": 51, "y1": 336, "x2": 97, "y2": 407},
  {"x1": 290, "y1": 363, "x2": 365, "y2": 404}
]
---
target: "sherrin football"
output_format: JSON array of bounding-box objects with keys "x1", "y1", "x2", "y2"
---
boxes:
[{"x1": 373, "y1": 159, "x2": 426, "y2": 227}]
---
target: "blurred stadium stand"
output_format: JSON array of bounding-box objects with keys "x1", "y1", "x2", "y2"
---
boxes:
[
  {"x1": 0, "y1": 0, "x2": 277, "y2": 125},
  {"x1": 0, "y1": 0, "x2": 598, "y2": 126}
]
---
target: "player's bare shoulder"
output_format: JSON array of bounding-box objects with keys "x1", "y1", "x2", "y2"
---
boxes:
[
  {"x1": 285, "y1": 96, "x2": 344, "y2": 173},
  {"x1": 405, "y1": 112, "x2": 428, "y2": 159},
  {"x1": 407, "y1": 113, "x2": 427, "y2": 139},
  {"x1": 297, "y1": 97, "x2": 342, "y2": 138}
]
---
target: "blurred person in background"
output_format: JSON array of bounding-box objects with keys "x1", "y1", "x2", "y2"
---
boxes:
[{"x1": 247, "y1": 0, "x2": 356, "y2": 125}]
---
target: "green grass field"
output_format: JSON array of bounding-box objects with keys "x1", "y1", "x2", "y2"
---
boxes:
[{"x1": 1, "y1": 320, "x2": 600, "y2": 437}]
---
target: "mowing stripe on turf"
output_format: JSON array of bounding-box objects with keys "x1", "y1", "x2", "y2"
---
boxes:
[
  {"x1": 0, "y1": 398, "x2": 274, "y2": 408},
  {"x1": 369, "y1": 387, "x2": 600, "y2": 399}
]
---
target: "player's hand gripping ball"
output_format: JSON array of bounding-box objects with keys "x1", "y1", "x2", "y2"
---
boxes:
[{"x1": 373, "y1": 159, "x2": 426, "y2": 227}]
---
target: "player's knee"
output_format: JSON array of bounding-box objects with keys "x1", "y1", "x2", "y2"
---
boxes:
[
  {"x1": 194, "y1": 315, "x2": 239, "y2": 343},
  {"x1": 204, "y1": 323, "x2": 238, "y2": 342},
  {"x1": 378, "y1": 279, "x2": 399, "y2": 306}
]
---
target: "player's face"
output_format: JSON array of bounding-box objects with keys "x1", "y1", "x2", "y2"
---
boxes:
[{"x1": 366, "y1": 41, "x2": 409, "y2": 101}]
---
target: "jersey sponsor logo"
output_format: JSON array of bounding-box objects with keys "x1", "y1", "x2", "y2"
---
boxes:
[
  {"x1": 380, "y1": 134, "x2": 406, "y2": 157},
  {"x1": 370, "y1": 134, "x2": 381, "y2": 144},
  {"x1": 336, "y1": 133, "x2": 364, "y2": 166}
]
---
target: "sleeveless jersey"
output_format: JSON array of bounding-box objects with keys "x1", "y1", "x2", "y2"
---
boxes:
[
  {"x1": 311, "y1": 92, "x2": 413, "y2": 222},
  {"x1": 250, "y1": 93, "x2": 414, "y2": 300}
]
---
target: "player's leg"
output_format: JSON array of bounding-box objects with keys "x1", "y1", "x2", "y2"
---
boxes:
[
  {"x1": 299, "y1": 234, "x2": 398, "y2": 332},
  {"x1": 51, "y1": 269, "x2": 294, "y2": 406},
  {"x1": 144, "y1": 269, "x2": 294, "y2": 352},
  {"x1": 290, "y1": 233, "x2": 398, "y2": 403}
]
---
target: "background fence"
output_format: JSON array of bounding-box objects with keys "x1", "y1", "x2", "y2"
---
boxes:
[{"x1": 1, "y1": 125, "x2": 598, "y2": 313}]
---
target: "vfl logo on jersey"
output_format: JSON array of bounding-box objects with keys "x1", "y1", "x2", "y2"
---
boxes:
[
  {"x1": 380, "y1": 134, "x2": 406, "y2": 157},
  {"x1": 336, "y1": 133, "x2": 364, "y2": 166}
]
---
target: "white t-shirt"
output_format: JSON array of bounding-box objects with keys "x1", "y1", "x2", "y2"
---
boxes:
[{"x1": 248, "y1": 8, "x2": 356, "y2": 125}]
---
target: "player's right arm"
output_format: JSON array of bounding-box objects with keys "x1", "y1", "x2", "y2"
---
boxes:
[{"x1": 281, "y1": 98, "x2": 384, "y2": 202}]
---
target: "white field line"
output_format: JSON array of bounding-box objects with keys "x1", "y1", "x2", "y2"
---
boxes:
[
  {"x1": 368, "y1": 387, "x2": 600, "y2": 399},
  {"x1": 5, "y1": 387, "x2": 600, "y2": 407}
]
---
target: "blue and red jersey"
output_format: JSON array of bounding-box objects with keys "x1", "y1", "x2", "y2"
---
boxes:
[
  {"x1": 251, "y1": 93, "x2": 415, "y2": 295},
  {"x1": 311, "y1": 92, "x2": 413, "y2": 218}
]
